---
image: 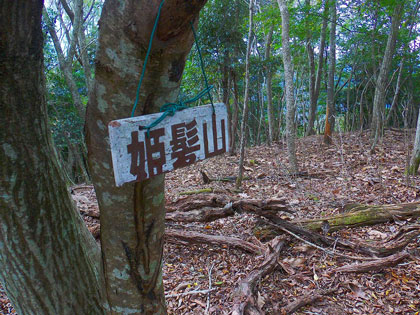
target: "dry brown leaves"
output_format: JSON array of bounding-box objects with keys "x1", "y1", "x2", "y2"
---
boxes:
[{"x1": 1, "y1": 130, "x2": 420, "y2": 314}]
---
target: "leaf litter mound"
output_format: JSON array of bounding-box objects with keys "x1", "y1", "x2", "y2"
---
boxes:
[{"x1": 1, "y1": 130, "x2": 420, "y2": 314}]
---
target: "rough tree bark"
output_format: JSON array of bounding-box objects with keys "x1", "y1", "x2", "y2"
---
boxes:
[
  {"x1": 85, "y1": 0, "x2": 207, "y2": 313},
  {"x1": 323, "y1": 0, "x2": 336, "y2": 145},
  {"x1": 277, "y1": 0, "x2": 298, "y2": 173},
  {"x1": 0, "y1": 1, "x2": 104, "y2": 313},
  {"x1": 236, "y1": 0, "x2": 254, "y2": 188},
  {"x1": 370, "y1": 2, "x2": 404, "y2": 151}
]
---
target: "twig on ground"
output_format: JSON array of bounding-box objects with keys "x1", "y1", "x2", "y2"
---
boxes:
[
  {"x1": 268, "y1": 221, "x2": 378, "y2": 261},
  {"x1": 165, "y1": 288, "x2": 216, "y2": 298},
  {"x1": 205, "y1": 263, "x2": 215, "y2": 315}
]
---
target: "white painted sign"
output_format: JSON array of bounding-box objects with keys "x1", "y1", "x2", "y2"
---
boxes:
[{"x1": 108, "y1": 103, "x2": 229, "y2": 186}]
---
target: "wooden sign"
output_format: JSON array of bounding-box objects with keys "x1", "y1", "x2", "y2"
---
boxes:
[{"x1": 108, "y1": 103, "x2": 229, "y2": 186}]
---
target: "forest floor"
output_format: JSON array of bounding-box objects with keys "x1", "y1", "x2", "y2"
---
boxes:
[{"x1": 1, "y1": 129, "x2": 420, "y2": 314}]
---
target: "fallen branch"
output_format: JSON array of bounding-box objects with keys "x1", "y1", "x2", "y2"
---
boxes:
[
  {"x1": 296, "y1": 202, "x2": 420, "y2": 232},
  {"x1": 258, "y1": 214, "x2": 382, "y2": 257},
  {"x1": 200, "y1": 170, "x2": 250, "y2": 184},
  {"x1": 179, "y1": 188, "x2": 213, "y2": 195},
  {"x1": 165, "y1": 229, "x2": 263, "y2": 255},
  {"x1": 332, "y1": 251, "x2": 410, "y2": 274},
  {"x1": 269, "y1": 220, "x2": 378, "y2": 261},
  {"x1": 282, "y1": 287, "x2": 338, "y2": 314},
  {"x1": 258, "y1": 215, "x2": 420, "y2": 258},
  {"x1": 232, "y1": 237, "x2": 287, "y2": 315}
]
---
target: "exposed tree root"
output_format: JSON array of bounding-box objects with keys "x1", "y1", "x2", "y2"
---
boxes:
[
  {"x1": 232, "y1": 237, "x2": 287, "y2": 315},
  {"x1": 165, "y1": 229, "x2": 263, "y2": 255},
  {"x1": 282, "y1": 287, "x2": 339, "y2": 314},
  {"x1": 331, "y1": 251, "x2": 410, "y2": 274}
]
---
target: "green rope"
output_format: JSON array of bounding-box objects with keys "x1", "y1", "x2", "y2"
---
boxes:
[
  {"x1": 131, "y1": 0, "x2": 214, "y2": 137},
  {"x1": 131, "y1": 0, "x2": 166, "y2": 117},
  {"x1": 190, "y1": 21, "x2": 215, "y2": 112}
]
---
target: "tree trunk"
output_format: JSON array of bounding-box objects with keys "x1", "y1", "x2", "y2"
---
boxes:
[
  {"x1": 277, "y1": 0, "x2": 298, "y2": 173},
  {"x1": 0, "y1": 1, "x2": 104, "y2": 314},
  {"x1": 236, "y1": 0, "x2": 254, "y2": 188},
  {"x1": 408, "y1": 110, "x2": 420, "y2": 174},
  {"x1": 85, "y1": 1, "x2": 207, "y2": 313},
  {"x1": 306, "y1": 0, "x2": 327, "y2": 137},
  {"x1": 230, "y1": 69, "x2": 240, "y2": 154},
  {"x1": 323, "y1": 0, "x2": 336, "y2": 145},
  {"x1": 370, "y1": 3, "x2": 404, "y2": 151},
  {"x1": 265, "y1": 25, "x2": 275, "y2": 144}
]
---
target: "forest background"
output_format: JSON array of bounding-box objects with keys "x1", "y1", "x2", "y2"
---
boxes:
[{"x1": 41, "y1": 0, "x2": 420, "y2": 182}]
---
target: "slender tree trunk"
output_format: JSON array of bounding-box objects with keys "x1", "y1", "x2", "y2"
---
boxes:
[
  {"x1": 371, "y1": 2, "x2": 379, "y2": 82},
  {"x1": 230, "y1": 70, "x2": 239, "y2": 154},
  {"x1": 306, "y1": 0, "x2": 327, "y2": 137},
  {"x1": 306, "y1": 39, "x2": 316, "y2": 136},
  {"x1": 236, "y1": 0, "x2": 254, "y2": 188},
  {"x1": 345, "y1": 70, "x2": 353, "y2": 132},
  {"x1": 370, "y1": 3, "x2": 404, "y2": 151},
  {"x1": 85, "y1": 1, "x2": 207, "y2": 313},
  {"x1": 0, "y1": 1, "x2": 104, "y2": 314},
  {"x1": 408, "y1": 108, "x2": 420, "y2": 174},
  {"x1": 277, "y1": 0, "x2": 298, "y2": 173},
  {"x1": 324, "y1": 0, "x2": 336, "y2": 145},
  {"x1": 265, "y1": 25, "x2": 275, "y2": 144}
]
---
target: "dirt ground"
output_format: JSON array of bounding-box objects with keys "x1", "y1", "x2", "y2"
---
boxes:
[{"x1": 1, "y1": 130, "x2": 420, "y2": 314}]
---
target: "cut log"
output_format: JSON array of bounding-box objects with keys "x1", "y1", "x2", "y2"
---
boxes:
[
  {"x1": 232, "y1": 237, "x2": 287, "y2": 315},
  {"x1": 296, "y1": 202, "x2": 420, "y2": 232},
  {"x1": 332, "y1": 251, "x2": 410, "y2": 274},
  {"x1": 165, "y1": 229, "x2": 263, "y2": 255}
]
